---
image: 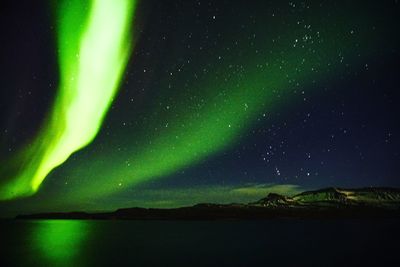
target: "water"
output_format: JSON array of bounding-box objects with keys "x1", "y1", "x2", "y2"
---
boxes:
[{"x1": 1, "y1": 219, "x2": 399, "y2": 266}]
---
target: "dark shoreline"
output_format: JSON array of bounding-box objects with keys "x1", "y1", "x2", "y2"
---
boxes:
[
  {"x1": 13, "y1": 187, "x2": 400, "y2": 220},
  {"x1": 15, "y1": 205, "x2": 400, "y2": 220}
]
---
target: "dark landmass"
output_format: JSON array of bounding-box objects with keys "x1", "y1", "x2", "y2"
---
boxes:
[{"x1": 16, "y1": 187, "x2": 400, "y2": 220}]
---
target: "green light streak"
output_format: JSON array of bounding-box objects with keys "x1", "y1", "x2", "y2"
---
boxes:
[
  {"x1": 81, "y1": 57, "x2": 321, "y2": 198},
  {"x1": 1, "y1": 1, "x2": 389, "y2": 205},
  {"x1": 59, "y1": 2, "x2": 381, "y2": 201},
  {"x1": 0, "y1": 0, "x2": 136, "y2": 200},
  {"x1": 31, "y1": 220, "x2": 89, "y2": 266}
]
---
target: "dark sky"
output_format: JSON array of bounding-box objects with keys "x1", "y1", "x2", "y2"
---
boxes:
[{"x1": 0, "y1": 0, "x2": 399, "y2": 216}]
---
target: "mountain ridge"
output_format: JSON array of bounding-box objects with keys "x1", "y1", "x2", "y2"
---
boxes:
[
  {"x1": 253, "y1": 187, "x2": 400, "y2": 207},
  {"x1": 15, "y1": 187, "x2": 400, "y2": 220}
]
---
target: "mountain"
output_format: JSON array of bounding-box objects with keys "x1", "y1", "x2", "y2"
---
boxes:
[
  {"x1": 15, "y1": 187, "x2": 400, "y2": 220},
  {"x1": 253, "y1": 187, "x2": 400, "y2": 208}
]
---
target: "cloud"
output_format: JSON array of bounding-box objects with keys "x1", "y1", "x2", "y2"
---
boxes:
[
  {"x1": 0, "y1": 183, "x2": 305, "y2": 216},
  {"x1": 113, "y1": 183, "x2": 304, "y2": 209},
  {"x1": 230, "y1": 184, "x2": 302, "y2": 197}
]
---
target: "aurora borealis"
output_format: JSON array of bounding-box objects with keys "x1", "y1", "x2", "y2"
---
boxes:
[
  {"x1": 0, "y1": 0, "x2": 136, "y2": 200},
  {"x1": 0, "y1": 0, "x2": 399, "y2": 215}
]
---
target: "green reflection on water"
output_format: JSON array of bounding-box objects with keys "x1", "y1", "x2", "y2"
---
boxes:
[{"x1": 31, "y1": 220, "x2": 90, "y2": 266}]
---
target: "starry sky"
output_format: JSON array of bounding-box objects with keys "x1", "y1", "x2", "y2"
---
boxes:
[{"x1": 0, "y1": 0, "x2": 399, "y2": 216}]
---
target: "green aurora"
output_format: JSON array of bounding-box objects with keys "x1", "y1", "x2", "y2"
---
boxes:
[
  {"x1": 55, "y1": 2, "x2": 382, "y2": 202},
  {"x1": 0, "y1": 1, "x2": 390, "y2": 203},
  {"x1": 0, "y1": 0, "x2": 136, "y2": 200}
]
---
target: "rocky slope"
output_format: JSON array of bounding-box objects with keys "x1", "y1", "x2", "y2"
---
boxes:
[{"x1": 252, "y1": 187, "x2": 400, "y2": 208}]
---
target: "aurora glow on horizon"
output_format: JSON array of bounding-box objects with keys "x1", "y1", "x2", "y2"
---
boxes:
[
  {"x1": 0, "y1": 0, "x2": 136, "y2": 200},
  {"x1": 0, "y1": 0, "x2": 399, "y2": 214},
  {"x1": 50, "y1": 0, "x2": 381, "y2": 201}
]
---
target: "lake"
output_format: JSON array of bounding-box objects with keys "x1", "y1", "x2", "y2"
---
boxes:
[{"x1": 1, "y1": 219, "x2": 399, "y2": 266}]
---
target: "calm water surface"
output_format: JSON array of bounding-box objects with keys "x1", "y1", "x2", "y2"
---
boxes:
[{"x1": 1, "y1": 219, "x2": 399, "y2": 266}]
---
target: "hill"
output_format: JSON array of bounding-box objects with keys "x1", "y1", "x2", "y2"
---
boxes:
[{"x1": 16, "y1": 187, "x2": 400, "y2": 220}]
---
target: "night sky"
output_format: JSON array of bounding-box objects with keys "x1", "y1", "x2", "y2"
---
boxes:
[{"x1": 0, "y1": 0, "x2": 399, "y2": 216}]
